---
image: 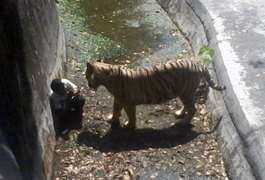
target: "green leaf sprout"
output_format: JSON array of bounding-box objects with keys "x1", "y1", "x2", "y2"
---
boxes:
[{"x1": 198, "y1": 45, "x2": 215, "y2": 67}]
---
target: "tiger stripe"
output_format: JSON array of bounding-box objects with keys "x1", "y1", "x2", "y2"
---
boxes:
[{"x1": 86, "y1": 60, "x2": 226, "y2": 130}]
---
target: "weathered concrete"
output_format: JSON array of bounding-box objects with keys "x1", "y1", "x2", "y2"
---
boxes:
[
  {"x1": 0, "y1": 0, "x2": 65, "y2": 179},
  {"x1": 157, "y1": 0, "x2": 265, "y2": 179},
  {"x1": 199, "y1": 1, "x2": 265, "y2": 179}
]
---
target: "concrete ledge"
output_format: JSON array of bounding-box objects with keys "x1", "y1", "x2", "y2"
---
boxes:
[{"x1": 156, "y1": 0, "x2": 265, "y2": 179}]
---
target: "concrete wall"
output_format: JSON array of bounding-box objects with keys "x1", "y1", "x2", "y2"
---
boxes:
[
  {"x1": 0, "y1": 0, "x2": 65, "y2": 179},
  {"x1": 156, "y1": 0, "x2": 255, "y2": 179}
]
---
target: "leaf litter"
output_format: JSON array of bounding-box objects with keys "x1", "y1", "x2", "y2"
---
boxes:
[
  {"x1": 53, "y1": 0, "x2": 229, "y2": 179},
  {"x1": 52, "y1": 59, "x2": 228, "y2": 179}
]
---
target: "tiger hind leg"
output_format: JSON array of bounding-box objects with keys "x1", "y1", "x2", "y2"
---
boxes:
[
  {"x1": 178, "y1": 97, "x2": 196, "y2": 124},
  {"x1": 175, "y1": 106, "x2": 187, "y2": 118},
  {"x1": 185, "y1": 103, "x2": 196, "y2": 122},
  {"x1": 123, "y1": 105, "x2": 137, "y2": 130}
]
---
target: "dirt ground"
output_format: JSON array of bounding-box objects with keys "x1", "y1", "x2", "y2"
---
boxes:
[
  {"x1": 51, "y1": 59, "x2": 228, "y2": 179},
  {"x1": 52, "y1": 0, "x2": 229, "y2": 179}
]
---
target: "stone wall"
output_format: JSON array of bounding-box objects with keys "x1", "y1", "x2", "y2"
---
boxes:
[
  {"x1": 0, "y1": 0, "x2": 65, "y2": 179},
  {"x1": 156, "y1": 0, "x2": 255, "y2": 179}
]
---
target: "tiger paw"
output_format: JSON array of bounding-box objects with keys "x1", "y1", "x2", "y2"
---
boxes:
[
  {"x1": 176, "y1": 117, "x2": 191, "y2": 125},
  {"x1": 108, "y1": 119, "x2": 122, "y2": 129},
  {"x1": 123, "y1": 122, "x2": 136, "y2": 130},
  {"x1": 175, "y1": 107, "x2": 187, "y2": 118}
]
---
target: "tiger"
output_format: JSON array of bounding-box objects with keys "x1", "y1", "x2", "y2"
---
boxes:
[{"x1": 85, "y1": 60, "x2": 226, "y2": 130}]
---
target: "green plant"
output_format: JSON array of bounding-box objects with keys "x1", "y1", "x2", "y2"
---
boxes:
[{"x1": 198, "y1": 45, "x2": 215, "y2": 67}]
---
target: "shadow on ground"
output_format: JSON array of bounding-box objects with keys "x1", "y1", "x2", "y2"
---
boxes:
[
  {"x1": 55, "y1": 111, "x2": 83, "y2": 140},
  {"x1": 77, "y1": 123, "x2": 200, "y2": 152}
]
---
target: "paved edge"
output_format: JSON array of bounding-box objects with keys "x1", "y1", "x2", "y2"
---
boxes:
[{"x1": 156, "y1": 0, "x2": 257, "y2": 179}]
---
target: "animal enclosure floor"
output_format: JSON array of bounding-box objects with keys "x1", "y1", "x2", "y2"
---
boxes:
[
  {"x1": 51, "y1": 61, "x2": 228, "y2": 179},
  {"x1": 52, "y1": 0, "x2": 228, "y2": 178}
]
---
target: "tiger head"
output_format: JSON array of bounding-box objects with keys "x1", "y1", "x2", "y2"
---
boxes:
[{"x1": 86, "y1": 62, "x2": 111, "y2": 90}]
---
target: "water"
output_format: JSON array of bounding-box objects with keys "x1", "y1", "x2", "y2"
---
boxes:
[
  {"x1": 79, "y1": 0, "x2": 192, "y2": 66},
  {"x1": 54, "y1": 1, "x2": 227, "y2": 179}
]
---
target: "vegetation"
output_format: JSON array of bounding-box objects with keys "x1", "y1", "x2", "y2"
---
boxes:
[
  {"x1": 57, "y1": 0, "x2": 124, "y2": 62},
  {"x1": 53, "y1": 1, "x2": 228, "y2": 179},
  {"x1": 199, "y1": 45, "x2": 215, "y2": 67}
]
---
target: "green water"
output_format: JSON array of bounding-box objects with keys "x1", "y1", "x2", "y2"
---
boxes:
[
  {"x1": 59, "y1": 0, "x2": 191, "y2": 66},
  {"x1": 82, "y1": 0, "x2": 165, "y2": 51}
]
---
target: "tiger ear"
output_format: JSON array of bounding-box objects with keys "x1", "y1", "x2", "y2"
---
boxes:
[
  {"x1": 96, "y1": 56, "x2": 104, "y2": 63},
  {"x1": 86, "y1": 62, "x2": 94, "y2": 73}
]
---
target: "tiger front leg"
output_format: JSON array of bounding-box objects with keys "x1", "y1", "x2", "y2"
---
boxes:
[
  {"x1": 109, "y1": 99, "x2": 123, "y2": 129},
  {"x1": 123, "y1": 105, "x2": 137, "y2": 130}
]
